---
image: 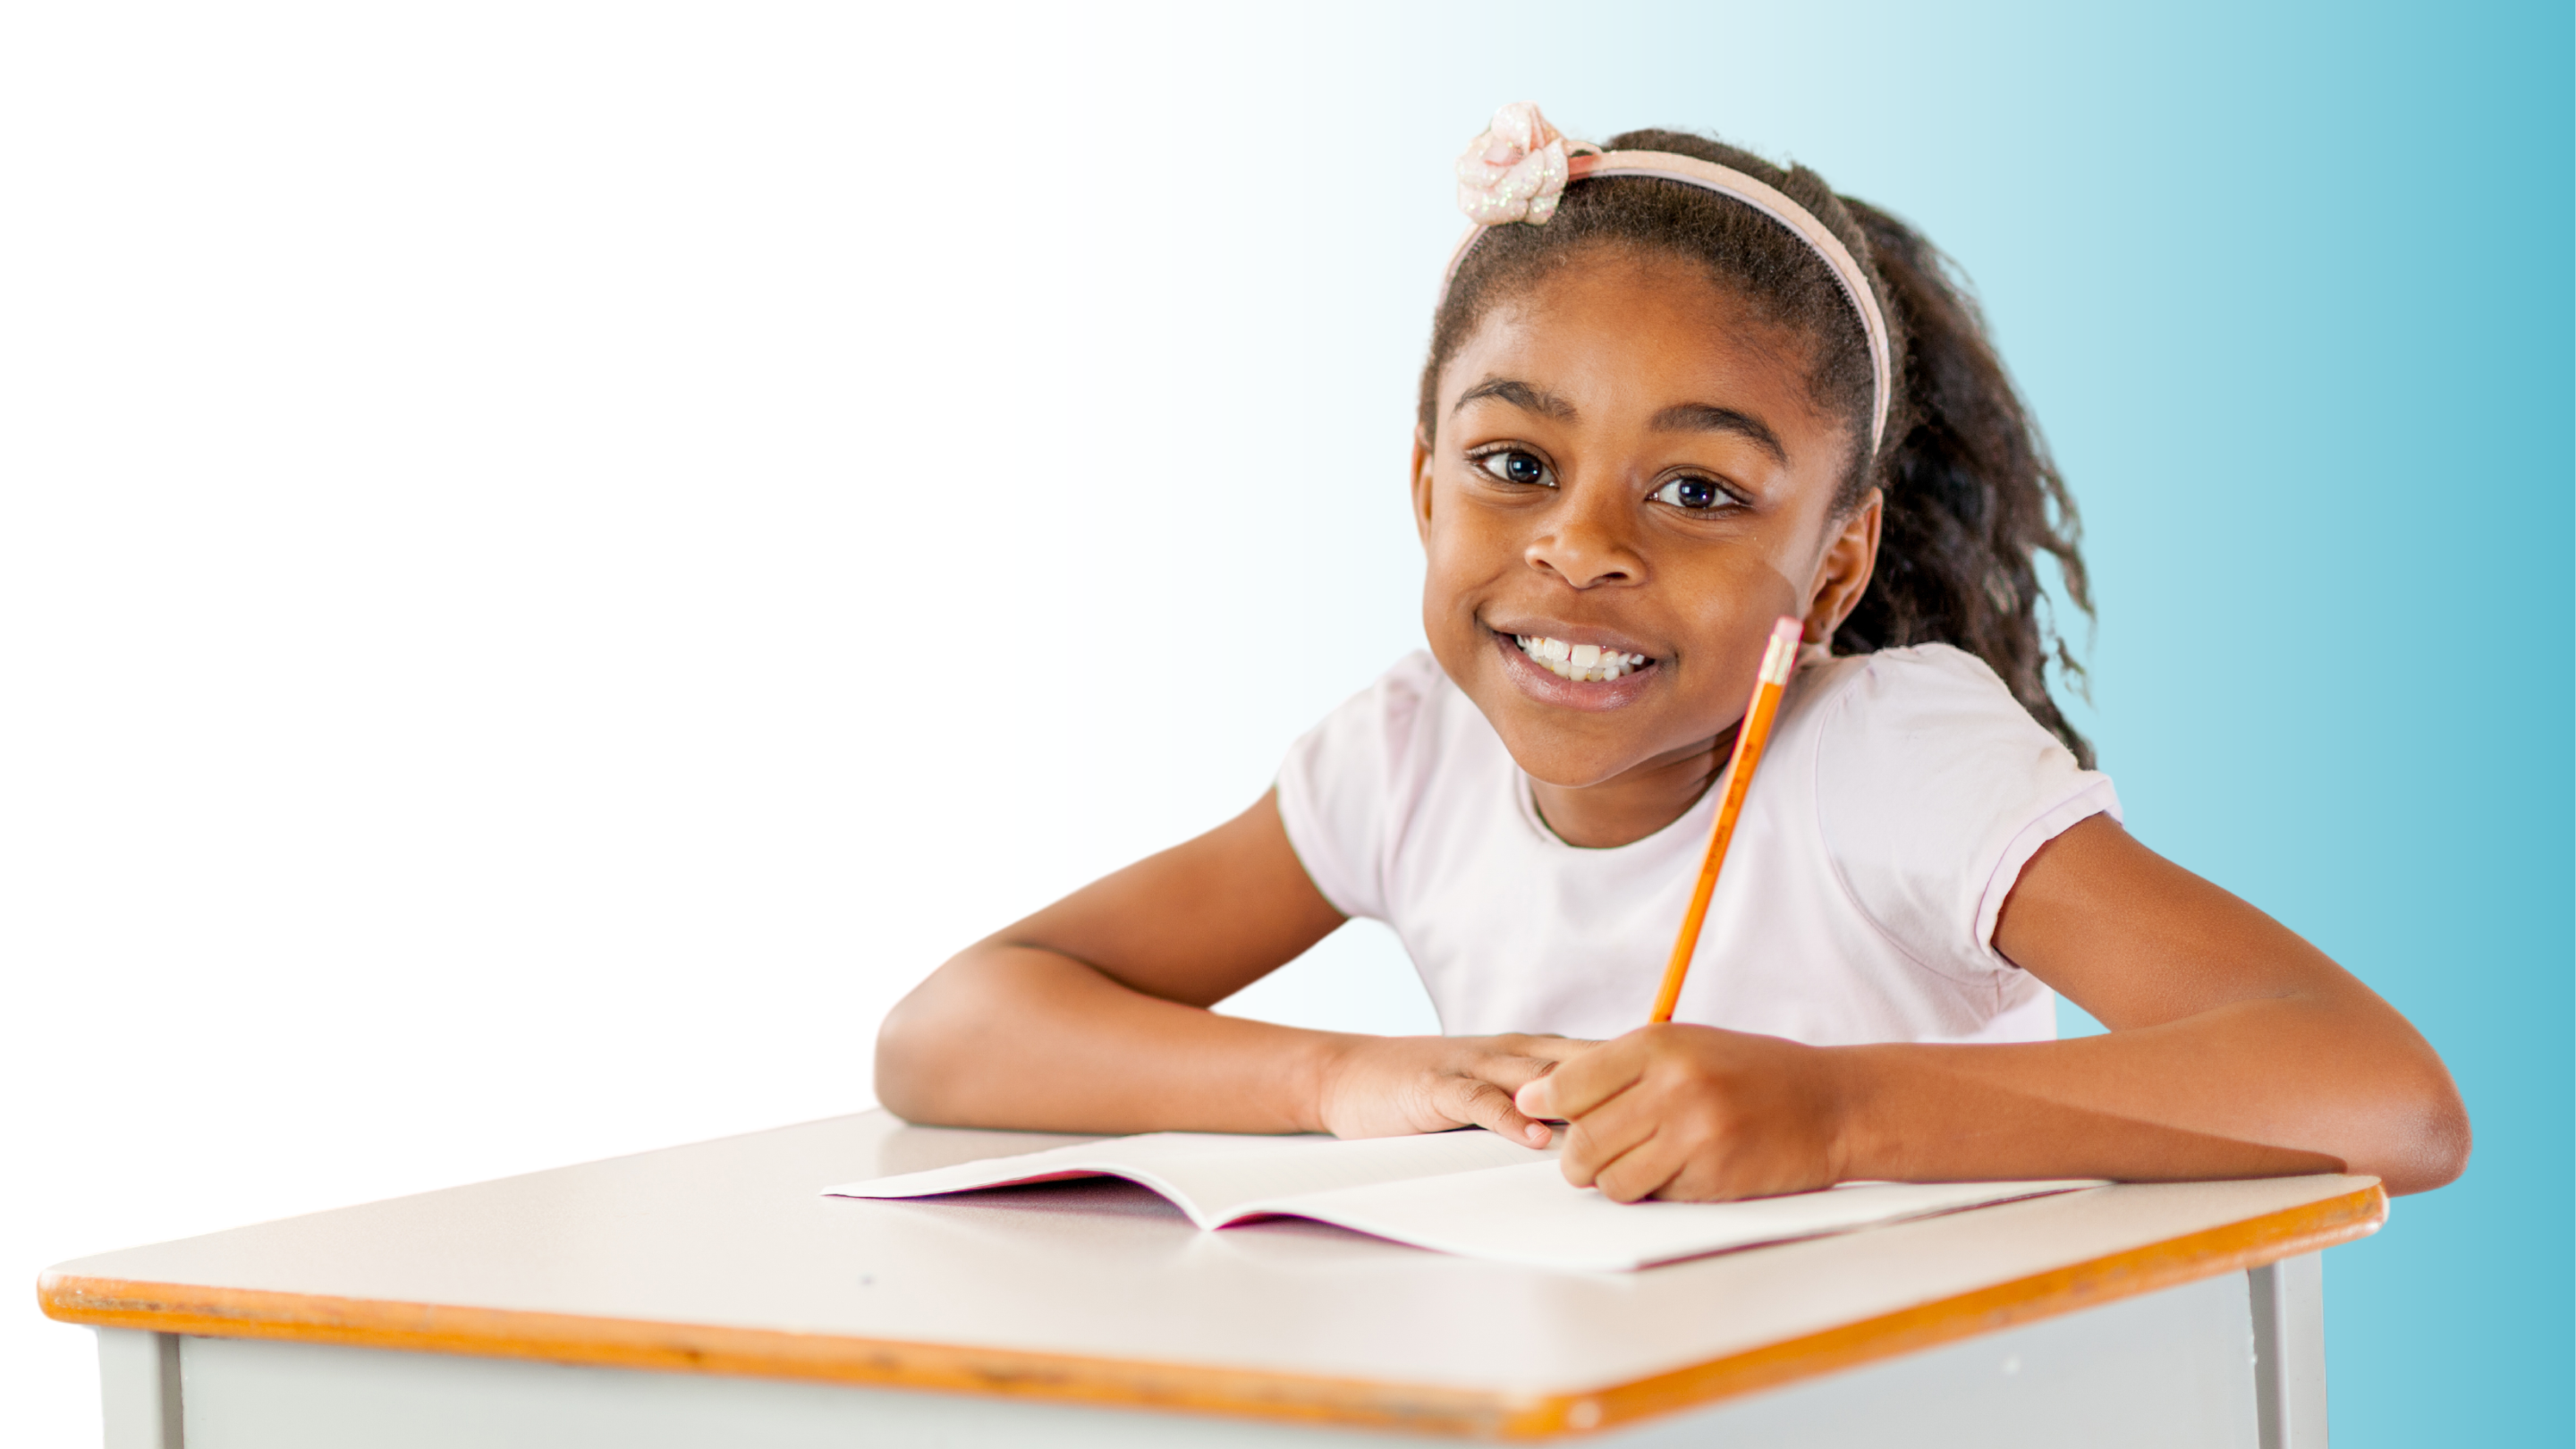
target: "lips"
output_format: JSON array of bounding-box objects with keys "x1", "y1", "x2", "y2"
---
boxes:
[
  {"x1": 1511, "y1": 633, "x2": 1649, "y2": 682},
  {"x1": 1486, "y1": 623, "x2": 1663, "y2": 711}
]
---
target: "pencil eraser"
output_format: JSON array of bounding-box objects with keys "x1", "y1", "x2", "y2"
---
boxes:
[{"x1": 1757, "y1": 616, "x2": 1805, "y2": 684}]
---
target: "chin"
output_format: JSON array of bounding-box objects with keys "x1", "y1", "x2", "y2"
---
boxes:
[{"x1": 1489, "y1": 727, "x2": 1648, "y2": 792}]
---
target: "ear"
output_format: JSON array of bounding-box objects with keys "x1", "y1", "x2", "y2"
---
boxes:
[
  {"x1": 1410, "y1": 429, "x2": 1436, "y2": 546},
  {"x1": 1803, "y1": 489, "x2": 1882, "y2": 645}
]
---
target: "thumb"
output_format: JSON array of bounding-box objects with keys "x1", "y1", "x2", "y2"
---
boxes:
[{"x1": 1515, "y1": 1073, "x2": 1560, "y2": 1120}]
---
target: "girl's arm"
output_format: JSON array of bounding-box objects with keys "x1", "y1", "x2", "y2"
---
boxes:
[
  {"x1": 875, "y1": 790, "x2": 1576, "y2": 1144},
  {"x1": 1520, "y1": 814, "x2": 2470, "y2": 1199}
]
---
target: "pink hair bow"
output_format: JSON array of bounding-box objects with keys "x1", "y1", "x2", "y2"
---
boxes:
[{"x1": 1453, "y1": 102, "x2": 1592, "y2": 225}]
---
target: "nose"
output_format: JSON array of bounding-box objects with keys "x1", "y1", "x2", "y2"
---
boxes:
[{"x1": 1524, "y1": 490, "x2": 1640, "y2": 589}]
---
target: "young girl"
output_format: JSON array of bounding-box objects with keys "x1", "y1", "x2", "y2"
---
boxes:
[{"x1": 877, "y1": 105, "x2": 2469, "y2": 1203}]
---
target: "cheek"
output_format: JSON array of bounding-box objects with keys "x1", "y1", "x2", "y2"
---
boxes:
[
  {"x1": 1421, "y1": 488, "x2": 1514, "y2": 589},
  {"x1": 1755, "y1": 494, "x2": 1854, "y2": 584},
  {"x1": 1664, "y1": 551, "x2": 1809, "y2": 679},
  {"x1": 1418, "y1": 508, "x2": 1474, "y2": 632},
  {"x1": 1669, "y1": 537, "x2": 1803, "y2": 612}
]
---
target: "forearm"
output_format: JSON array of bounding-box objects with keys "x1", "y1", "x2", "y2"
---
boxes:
[
  {"x1": 875, "y1": 944, "x2": 1343, "y2": 1135},
  {"x1": 1831, "y1": 997, "x2": 2468, "y2": 1194}
]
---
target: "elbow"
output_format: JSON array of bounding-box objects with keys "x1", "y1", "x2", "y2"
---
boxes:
[
  {"x1": 2370, "y1": 1055, "x2": 2472, "y2": 1197},
  {"x1": 873, "y1": 979, "x2": 964, "y2": 1125}
]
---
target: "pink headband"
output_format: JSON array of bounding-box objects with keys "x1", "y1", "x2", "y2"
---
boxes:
[{"x1": 1445, "y1": 103, "x2": 1894, "y2": 455}]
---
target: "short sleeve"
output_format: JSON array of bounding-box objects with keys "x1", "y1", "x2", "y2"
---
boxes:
[
  {"x1": 1274, "y1": 653, "x2": 1445, "y2": 922},
  {"x1": 1813, "y1": 646, "x2": 2120, "y2": 981}
]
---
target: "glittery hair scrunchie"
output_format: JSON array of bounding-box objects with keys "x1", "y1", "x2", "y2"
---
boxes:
[
  {"x1": 1453, "y1": 101, "x2": 1596, "y2": 225},
  {"x1": 1440, "y1": 101, "x2": 1897, "y2": 455}
]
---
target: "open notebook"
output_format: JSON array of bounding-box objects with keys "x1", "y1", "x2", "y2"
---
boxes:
[{"x1": 825, "y1": 1130, "x2": 2100, "y2": 1273}]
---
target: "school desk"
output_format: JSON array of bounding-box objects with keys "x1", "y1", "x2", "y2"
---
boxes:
[{"x1": 41, "y1": 1109, "x2": 2377, "y2": 1448}]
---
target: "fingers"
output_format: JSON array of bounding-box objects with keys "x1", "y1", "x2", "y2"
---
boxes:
[
  {"x1": 1501, "y1": 1034, "x2": 1600, "y2": 1063},
  {"x1": 1438, "y1": 1075, "x2": 1553, "y2": 1148},
  {"x1": 1319, "y1": 1035, "x2": 1618, "y2": 1142},
  {"x1": 1515, "y1": 1031, "x2": 1648, "y2": 1121},
  {"x1": 1437, "y1": 1038, "x2": 1596, "y2": 1147},
  {"x1": 1554, "y1": 1084, "x2": 1670, "y2": 1199},
  {"x1": 1538, "y1": 1026, "x2": 1842, "y2": 1203},
  {"x1": 1563, "y1": 1128, "x2": 1687, "y2": 1203},
  {"x1": 1474, "y1": 1042, "x2": 1594, "y2": 1102},
  {"x1": 1589, "y1": 1128, "x2": 1687, "y2": 1204}
]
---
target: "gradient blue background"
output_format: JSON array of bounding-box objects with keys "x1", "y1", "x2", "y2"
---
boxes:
[
  {"x1": 2002, "y1": 13, "x2": 2572, "y2": 1445},
  {"x1": 1935, "y1": 9, "x2": 2572, "y2": 1441},
  {"x1": 2012, "y1": 7, "x2": 2574, "y2": 1441},
  {"x1": 1276, "y1": 4, "x2": 2574, "y2": 1439}
]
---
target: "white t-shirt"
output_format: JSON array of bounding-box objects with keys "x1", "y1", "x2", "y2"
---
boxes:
[{"x1": 1274, "y1": 645, "x2": 2118, "y2": 1045}]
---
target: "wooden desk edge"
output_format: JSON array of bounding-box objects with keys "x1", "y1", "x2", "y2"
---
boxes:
[{"x1": 38, "y1": 1182, "x2": 2385, "y2": 1441}]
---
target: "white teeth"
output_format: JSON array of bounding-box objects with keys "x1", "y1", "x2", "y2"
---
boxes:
[{"x1": 1512, "y1": 634, "x2": 1651, "y2": 682}]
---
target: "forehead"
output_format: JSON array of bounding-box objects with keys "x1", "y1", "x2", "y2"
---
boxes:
[{"x1": 1444, "y1": 247, "x2": 1834, "y2": 436}]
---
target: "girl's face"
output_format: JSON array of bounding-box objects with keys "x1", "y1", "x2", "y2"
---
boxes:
[{"x1": 1415, "y1": 246, "x2": 1881, "y2": 792}]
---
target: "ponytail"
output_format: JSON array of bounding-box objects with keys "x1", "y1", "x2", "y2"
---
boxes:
[{"x1": 1835, "y1": 203, "x2": 2095, "y2": 767}]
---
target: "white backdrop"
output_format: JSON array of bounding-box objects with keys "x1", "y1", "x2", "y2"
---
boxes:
[{"x1": 4, "y1": 4, "x2": 2135, "y2": 1442}]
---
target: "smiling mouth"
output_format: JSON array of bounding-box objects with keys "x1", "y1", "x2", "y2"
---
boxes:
[{"x1": 1512, "y1": 634, "x2": 1653, "y2": 683}]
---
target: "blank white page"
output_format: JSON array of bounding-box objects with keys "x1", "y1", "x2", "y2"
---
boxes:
[
  {"x1": 825, "y1": 1130, "x2": 1546, "y2": 1230},
  {"x1": 827, "y1": 1131, "x2": 2102, "y2": 1271},
  {"x1": 1257, "y1": 1160, "x2": 2106, "y2": 1272}
]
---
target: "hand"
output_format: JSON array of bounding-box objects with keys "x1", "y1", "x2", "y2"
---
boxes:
[
  {"x1": 1513, "y1": 1023, "x2": 1848, "y2": 1201},
  {"x1": 1316, "y1": 1034, "x2": 1593, "y2": 1146}
]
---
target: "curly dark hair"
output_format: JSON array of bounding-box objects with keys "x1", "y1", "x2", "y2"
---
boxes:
[{"x1": 1417, "y1": 128, "x2": 2094, "y2": 766}]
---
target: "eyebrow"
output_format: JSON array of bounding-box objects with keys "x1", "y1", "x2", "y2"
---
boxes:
[
  {"x1": 1453, "y1": 379, "x2": 1789, "y2": 465},
  {"x1": 1452, "y1": 377, "x2": 1575, "y2": 419},
  {"x1": 1651, "y1": 402, "x2": 1786, "y2": 463}
]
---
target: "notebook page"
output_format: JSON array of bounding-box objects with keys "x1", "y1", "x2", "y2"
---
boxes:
[
  {"x1": 1239, "y1": 1160, "x2": 2105, "y2": 1272},
  {"x1": 825, "y1": 1129, "x2": 1546, "y2": 1229}
]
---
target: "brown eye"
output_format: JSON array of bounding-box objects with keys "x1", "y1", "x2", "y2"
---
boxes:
[
  {"x1": 1476, "y1": 450, "x2": 1553, "y2": 487},
  {"x1": 1652, "y1": 477, "x2": 1728, "y2": 511}
]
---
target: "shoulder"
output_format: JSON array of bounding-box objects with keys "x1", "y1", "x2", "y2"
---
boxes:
[
  {"x1": 1800, "y1": 643, "x2": 2117, "y2": 978},
  {"x1": 1374, "y1": 648, "x2": 1452, "y2": 724},
  {"x1": 1306, "y1": 649, "x2": 1458, "y2": 769},
  {"x1": 1818, "y1": 640, "x2": 2028, "y2": 707},
  {"x1": 1273, "y1": 651, "x2": 1479, "y2": 920},
  {"x1": 1804, "y1": 643, "x2": 2071, "y2": 761}
]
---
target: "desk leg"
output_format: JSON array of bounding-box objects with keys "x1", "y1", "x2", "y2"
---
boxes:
[
  {"x1": 97, "y1": 1329, "x2": 184, "y2": 1449},
  {"x1": 2250, "y1": 1252, "x2": 2326, "y2": 1449}
]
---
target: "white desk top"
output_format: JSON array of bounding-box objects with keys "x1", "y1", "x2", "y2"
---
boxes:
[{"x1": 42, "y1": 1111, "x2": 2383, "y2": 1439}]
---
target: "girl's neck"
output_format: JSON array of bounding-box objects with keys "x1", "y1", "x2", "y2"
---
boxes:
[{"x1": 1529, "y1": 725, "x2": 1739, "y2": 849}]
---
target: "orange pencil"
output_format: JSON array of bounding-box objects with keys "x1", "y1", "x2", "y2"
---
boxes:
[{"x1": 1648, "y1": 615, "x2": 1806, "y2": 1024}]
